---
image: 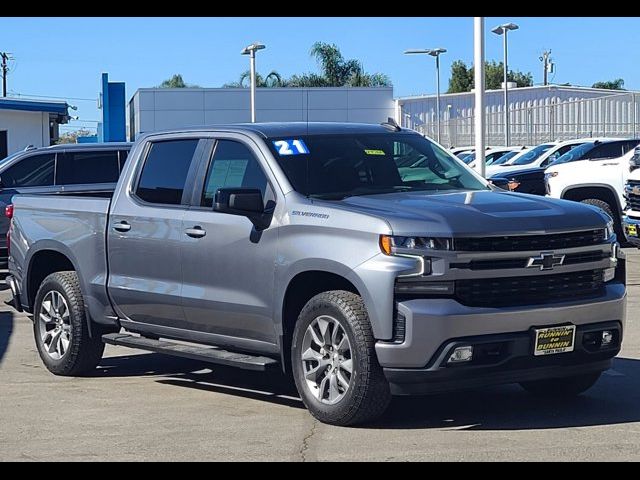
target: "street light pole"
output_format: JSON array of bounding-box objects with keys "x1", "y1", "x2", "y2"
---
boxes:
[
  {"x1": 491, "y1": 22, "x2": 519, "y2": 147},
  {"x1": 241, "y1": 42, "x2": 266, "y2": 123},
  {"x1": 474, "y1": 17, "x2": 486, "y2": 177},
  {"x1": 404, "y1": 48, "x2": 447, "y2": 143},
  {"x1": 435, "y1": 52, "x2": 441, "y2": 143}
]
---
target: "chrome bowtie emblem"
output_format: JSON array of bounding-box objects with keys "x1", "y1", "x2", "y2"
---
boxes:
[{"x1": 526, "y1": 252, "x2": 566, "y2": 271}]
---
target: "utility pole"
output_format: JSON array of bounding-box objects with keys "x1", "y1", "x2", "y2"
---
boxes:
[
  {"x1": 540, "y1": 50, "x2": 552, "y2": 86},
  {"x1": 0, "y1": 52, "x2": 11, "y2": 97}
]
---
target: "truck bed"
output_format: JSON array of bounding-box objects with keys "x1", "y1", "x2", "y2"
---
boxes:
[{"x1": 9, "y1": 194, "x2": 112, "y2": 318}]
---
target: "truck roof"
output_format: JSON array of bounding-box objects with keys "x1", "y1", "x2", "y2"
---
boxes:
[{"x1": 144, "y1": 122, "x2": 415, "y2": 139}]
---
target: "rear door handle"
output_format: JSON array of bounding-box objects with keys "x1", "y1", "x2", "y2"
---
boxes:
[
  {"x1": 185, "y1": 226, "x2": 206, "y2": 238},
  {"x1": 113, "y1": 221, "x2": 131, "y2": 232}
]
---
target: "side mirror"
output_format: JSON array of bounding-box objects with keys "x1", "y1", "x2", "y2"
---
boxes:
[
  {"x1": 214, "y1": 188, "x2": 273, "y2": 230},
  {"x1": 489, "y1": 177, "x2": 511, "y2": 191}
]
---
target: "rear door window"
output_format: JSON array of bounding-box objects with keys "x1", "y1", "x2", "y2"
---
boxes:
[
  {"x1": 56, "y1": 150, "x2": 120, "y2": 185},
  {"x1": 136, "y1": 139, "x2": 200, "y2": 205},
  {"x1": 1, "y1": 153, "x2": 55, "y2": 188},
  {"x1": 583, "y1": 142, "x2": 624, "y2": 160}
]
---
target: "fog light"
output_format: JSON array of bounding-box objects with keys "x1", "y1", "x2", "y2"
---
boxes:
[
  {"x1": 604, "y1": 268, "x2": 615, "y2": 282},
  {"x1": 448, "y1": 346, "x2": 473, "y2": 364},
  {"x1": 602, "y1": 330, "x2": 614, "y2": 346}
]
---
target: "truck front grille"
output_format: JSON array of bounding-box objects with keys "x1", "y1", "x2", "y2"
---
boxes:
[
  {"x1": 455, "y1": 269, "x2": 605, "y2": 307},
  {"x1": 626, "y1": 181, "x2": 640, "y2": 211},
  {"x1": 453, "y1": 230, "x2": 606, "y2": 252}
]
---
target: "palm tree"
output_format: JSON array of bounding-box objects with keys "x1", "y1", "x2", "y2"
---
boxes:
[
  {"x1": 296, "y1": 42, "x2": 391, "y2": 87},
  {"x1": 222, "y1": 42, "x2": 392, "y2": 88},
  {"x1": 223, "y1": 70, "x2": 287, "y2": 88}
]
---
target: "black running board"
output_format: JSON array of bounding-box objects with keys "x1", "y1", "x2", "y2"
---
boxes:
[{"x1": 102, "y1": 333, "x2": 279, "y2": 372}]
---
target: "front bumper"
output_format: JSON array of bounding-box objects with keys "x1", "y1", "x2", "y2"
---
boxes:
[
  {"x1": 383, "y1": 321, "x2": 621, "y2": 395},
  {"x1": 623, "y1": 214, "x2": 640, "y2": 247}
]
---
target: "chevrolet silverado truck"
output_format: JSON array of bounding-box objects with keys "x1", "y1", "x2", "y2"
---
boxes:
[
  {"x1": 623, "y1": 165, "x2": 640, "y2": 247},
  {"x1": 545, "y1": 139, "x2": 640, "y2": 240},
  {"x1": 6, "y1": 123, "x2": 627, "y2": 426}
]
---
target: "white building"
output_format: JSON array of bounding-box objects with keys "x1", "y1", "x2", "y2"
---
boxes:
[
  {"x1": 398, "y1": 85, "x2": 640, "y2": 147},
  {"x1": 128, "y1": 87, "x2": 395, "y2": 140},
  {"x1": 0, "y1": 98, "x2": 70, "y2": 158}
]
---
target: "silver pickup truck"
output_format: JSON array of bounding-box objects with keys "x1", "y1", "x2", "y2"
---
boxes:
[{"x1": 6, "y1": 122, "x2": 627, "y2": 426}]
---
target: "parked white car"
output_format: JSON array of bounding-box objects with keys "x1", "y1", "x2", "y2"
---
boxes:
[
  {"x1": 486, "y1": 138, "x2": 600, "y2": 177},
  {"x1": 466, "y1": 146, "x2": 526, "y2": 169},
  {"x1": 545, "y1": 139, "x2": 640, "y2": 237},
  {"x1": 622, "y1": 148, "x2": 640, "y2": 247}
]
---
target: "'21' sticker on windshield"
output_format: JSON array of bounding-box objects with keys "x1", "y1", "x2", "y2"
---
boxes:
[{"x1": 273, "y1": 139, "x2": 310, "y2": 156}]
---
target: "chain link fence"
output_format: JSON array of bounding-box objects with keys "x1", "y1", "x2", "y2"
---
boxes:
[{"x1": 403, "y1": 92, "x2": 639, "y2": 148}]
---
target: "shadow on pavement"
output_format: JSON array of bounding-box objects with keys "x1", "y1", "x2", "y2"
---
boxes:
[
  {"x1": 0, "y1": 310, "x2": 14, "y2": 364},
  {"x1": 97, "y1": 353, "x2": 640, "y2": 428},
  {"x1": 372, "y1": 357, "x2": 640, "y2": 431},
  {"x1": 96, "y1": 352, "x2": 303, "y2": 409}
]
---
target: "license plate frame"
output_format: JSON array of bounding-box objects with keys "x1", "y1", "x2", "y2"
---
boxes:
[{"x1": 533, "y1": 325, "x2": 576, "y2": 356}]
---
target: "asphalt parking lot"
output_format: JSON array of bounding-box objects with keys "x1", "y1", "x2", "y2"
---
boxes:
[{"x1": 1, "y1": 250, "x2": 639, "y2": 462}]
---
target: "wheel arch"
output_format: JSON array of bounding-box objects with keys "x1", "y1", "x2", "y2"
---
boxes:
[
  {"x1": 278, "y1": 266, "x2": 369, "y2": 373},
  {"x1": 561, "y1": 184, "x2": 623, "y2": 217}
]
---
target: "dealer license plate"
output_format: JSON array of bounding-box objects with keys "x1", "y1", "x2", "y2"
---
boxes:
[
  {"x1": 626, "y1": 224, "x2": 638, "y2": 237},
  {"x1": 534, "y1": 325, "x2": 576, "y2": 356}
]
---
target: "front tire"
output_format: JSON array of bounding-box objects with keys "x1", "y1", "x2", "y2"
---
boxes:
[
  {"x1": 33, "y1": 271, "x2": 104, "y2": 376},
  {"x1": 580, "y1": 198, "x2": 623, "y2": 239},
  {"x1": 291, "y1": 291, "x2": 391, "y2": 426},
  {"x1": 519, "y1": 372, "x2": 602, "y2": 397}
]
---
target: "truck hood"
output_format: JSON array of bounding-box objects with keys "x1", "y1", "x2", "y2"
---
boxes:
[{"x1": 339, "y1": 190, "x2": 609, "y2": 237}]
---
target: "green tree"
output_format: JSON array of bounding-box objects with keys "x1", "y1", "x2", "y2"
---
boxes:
[
  {"x1": 592, "y1": 78, "x2": 625, "y2": 90},
  {"x1": 447, "y1": 60, "x2": 473, "y2": 93},
  {"x1": 158, "y1": 74, "x2": 200, "y2": 88},
  {"x1": 55, "y1": 128, "x2": 93, "y2": 145},
  {"x1": 447, "y1": 60, "x2": 533, "y2": 93},
  {"x1": 223, "y1": 70, "x2": 287, "y2": 88},
  {"x1": 223, "y1": 42, "x2": 391, "y2": 88}
]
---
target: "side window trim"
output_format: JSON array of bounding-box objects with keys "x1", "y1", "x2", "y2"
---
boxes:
[{"x1": 130, "y1": 138, "x2": 205, "y2": 209}]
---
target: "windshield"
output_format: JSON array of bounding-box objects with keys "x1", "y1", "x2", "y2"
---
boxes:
[
  {"x1": 267, "y1": 133, "x2": 489, "y2": 199},
  {"x1": 492, "y1": 150, "x2": 520, "y2": 165},
  {"x1": 511, "y1": 143, "x2": 554, "y2": 165},
  {"x1": 550, "y1": 142, "x2": 595, "y2": 166}
]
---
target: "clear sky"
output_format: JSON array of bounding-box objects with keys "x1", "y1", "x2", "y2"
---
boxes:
[{"x1": 2, "y1": 17, "x2": 638, "y2": 134}]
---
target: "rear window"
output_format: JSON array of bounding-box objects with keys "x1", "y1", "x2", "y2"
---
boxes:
[
  {"x1": 135, "y1": 139, "x2": 199, "y2": 205},
  {"x1": 1, "y1": 153, "x2": 55, "y2": 188},
  {"x1": 56, "y1": 151, "x2": 120, "y2": 185}
]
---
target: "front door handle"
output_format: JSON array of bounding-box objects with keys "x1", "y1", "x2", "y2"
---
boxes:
[
  {"x1": 185, "y1": 226, "x2": 206, "y2": 238},
  {"x1": 113, "y1": 221, "x2": 131, "y2": 232}
]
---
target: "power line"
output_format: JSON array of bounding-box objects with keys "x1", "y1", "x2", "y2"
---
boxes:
[{"x1": 9, "y1": 91, "x2": 98, "y2": 102}]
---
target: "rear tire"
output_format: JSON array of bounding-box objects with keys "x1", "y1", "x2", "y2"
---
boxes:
[
  {"x1": 33, "y1": 271, "x2": 104, "y2": 376},
  {"x1": 291, "y1": 290, "x2": 391, "y2": 426},
  {"x1": 519, "y1": 372, "x2": 602, "y2": 397}
]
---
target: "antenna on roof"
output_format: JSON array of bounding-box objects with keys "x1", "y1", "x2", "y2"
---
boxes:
[{"x1": 381, "y1": 117, "x2": 401, "y2": 132}]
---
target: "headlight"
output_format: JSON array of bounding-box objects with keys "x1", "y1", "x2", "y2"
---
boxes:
[
  {"x1": 379, "y1": 235, "x2": 453, "y2": 255},
  {"x1": 604, "y1": 220, "x2": 615, "y2": 241}
]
